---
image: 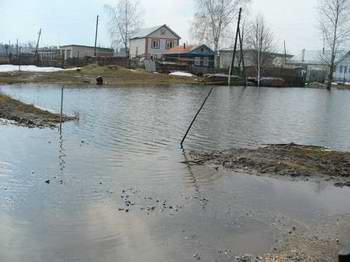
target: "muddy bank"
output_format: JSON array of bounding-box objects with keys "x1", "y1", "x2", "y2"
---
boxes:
[
  {"x1": 262, "y1": 215, "x2": 350, "y2": 261},
  {"x1": 0, "y1": 64, "x2": 198, "y2": 86},
  {"x1": 0, "y1": 94, "x2": 75, "y2": 128},
  {"x1": 186, "y1": 143, "x2": 350, "y2": 187},
  {"x1": 186, "y1": 144, "x2": 350, "y2": 261}
]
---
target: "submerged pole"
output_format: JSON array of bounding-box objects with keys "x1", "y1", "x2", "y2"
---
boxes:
[
  {"x1": 180, "y1": 87, "x2": 214, "y2": 149},
  {"x1": 59, "y1": 86, "x2": 64, "y2": 134}
]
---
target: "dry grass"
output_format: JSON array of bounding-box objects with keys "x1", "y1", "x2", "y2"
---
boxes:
[
  {"x1": 0, "y1": 94, "x2": 74, "y2": 127},
  {"x1": 0, "y1": 64, "x2": 199, "y2": 86}
]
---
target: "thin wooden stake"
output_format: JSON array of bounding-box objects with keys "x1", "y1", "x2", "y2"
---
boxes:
[{"x1": 180, "y1": 87, "x2": 214, "y2": 149}]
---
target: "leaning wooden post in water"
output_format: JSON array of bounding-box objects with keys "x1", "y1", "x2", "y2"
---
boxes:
[
  {"x1": 180, "y1": 87, "x2": 214, "y2": 149},
  {"x1": 59, "y1": 86, "x2": 64, "y2": 134},
  {"x1": 228, "y1": 7, "x2": 242, "y2": 86}
]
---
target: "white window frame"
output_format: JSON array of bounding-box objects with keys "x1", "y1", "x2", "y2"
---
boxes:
[
  {"x1": 194, "y1": 57, "x2": 201, "y2": 66},
  {"x1": 203, "y1": 57, "x2": 209, "y2": 67},
  {"x1": 151, "y1": 39, "x2": 160, "y2": 49},
  {"x1": 166, "y1": 40, "x2": 174, "y2": 49}
]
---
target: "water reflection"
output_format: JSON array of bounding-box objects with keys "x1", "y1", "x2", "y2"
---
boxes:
[{"x1": 58, "y1": 131, "x2": 66, "y2": 172}]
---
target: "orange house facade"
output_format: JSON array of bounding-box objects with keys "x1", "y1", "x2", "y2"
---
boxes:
[{"x1": 129, "y1": 25, "x2": 181, "y2": 60}]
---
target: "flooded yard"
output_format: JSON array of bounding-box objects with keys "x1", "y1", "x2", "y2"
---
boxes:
[{"x1": 1, "y1": 84, "x2": 350, "y2": 261}]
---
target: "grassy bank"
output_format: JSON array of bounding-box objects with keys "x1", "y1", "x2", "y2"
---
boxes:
[
  {"x1": 0, "y1": 94, "x2": 75, "y2": 128},
  {"x1": 0, "y1": 65, "x2": 199, "y2": 86}
]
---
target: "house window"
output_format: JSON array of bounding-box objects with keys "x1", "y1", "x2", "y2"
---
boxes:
[
  {"x1": 194, "y1": 57, "x2": 201, "y2": 66},
  {"x1": 203, "y1": 57, "x2": 209, "y2": 67},
  {"x1": 151, "y1": 39, "x2": 160, "y2": 49},
  {"x1": 340, "y1": 65, "x2": 343, "y2": 73},
  {"x1": 344, "y1": 66, "x2": 348, "y2": 74},
  {"x1": 166, "y1": 40, "x2": 174, "y2": 49}
]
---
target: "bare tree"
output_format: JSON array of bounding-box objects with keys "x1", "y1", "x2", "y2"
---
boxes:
[
  {"x1": 318, "y1": 0, "x2": 350, "y2": 89},
  {"x1": 191, "y1": 0, "x2": 250, "y2": 67},
  {"x1": 104, "y1": 0, "x2": 143, "y2": 55},
  {"x1": 245, "y1": 15, "x2": 274, "y2": 86}
]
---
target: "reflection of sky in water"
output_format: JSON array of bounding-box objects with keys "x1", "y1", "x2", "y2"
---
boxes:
[{"x1": 1, "y1": 84, "x2": 350, "y2": 261}]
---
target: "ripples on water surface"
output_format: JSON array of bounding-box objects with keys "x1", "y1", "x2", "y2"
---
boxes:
[{"x1": 1, "y1": 84, "x2": 350, "y2": 262}]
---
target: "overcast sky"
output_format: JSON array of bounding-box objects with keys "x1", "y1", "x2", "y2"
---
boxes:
[{"x1": 0, "y1": 0, "x2": 321, "y2": 56}]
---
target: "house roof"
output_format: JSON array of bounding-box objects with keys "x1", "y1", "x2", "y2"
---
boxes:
[
  {"x1": 130, "y1": 24, "x2": 181, "y2": 40},
  {"x1": 166, "y1": 45, "x2": 197, "y2": 54},
  {"x1": 60, "y1": 44, "x2": 113, "y2": 51},
  {"x1": 166, "y1": 44, "x2": 214, "y2": 55},
  {"x1": 220, "y1": 48, "x2": 293, "y2": 58},
  {"x1": 336, "y1": 51, "x2": 350, "y2": 64},
  {"x1": 290, "y1": 49, "x2": 347, "y2": 65}
]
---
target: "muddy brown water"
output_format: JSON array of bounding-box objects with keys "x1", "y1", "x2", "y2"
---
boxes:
[{"x1": 1, "y1": 84, "x2": 350, "y2": 262}]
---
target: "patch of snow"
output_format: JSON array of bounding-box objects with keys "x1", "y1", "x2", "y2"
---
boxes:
[
  {"x1": 0, "y1": 118, "x2": 16, "y2": 126},
  {"x1": 0, "y1": 64, "x2": 79, "y2": 73},
  {"x1": 169, "y1": 71, "x2": 194, "y2": 77}
]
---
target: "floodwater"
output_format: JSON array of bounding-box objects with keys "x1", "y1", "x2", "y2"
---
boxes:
[{"x1": 1, "y1": 84, "x2": 350, "y2": 262}]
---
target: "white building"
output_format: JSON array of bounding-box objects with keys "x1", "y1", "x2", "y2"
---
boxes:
[
  {"x1": 334, "y1": 51, "x2": 350, "y2": 83},
  {"x1": 289, "y1": 50, "x2": 331, "y2": 82},
  {"x1": 59, "y1": 45, "x2": 114, "y2": 60},
  {"x1": 129, "y1": 25, "x2": 181, "y2": 60},
  {"x1": 219, "y1": 49, "x2": 293, "y2": 69}
]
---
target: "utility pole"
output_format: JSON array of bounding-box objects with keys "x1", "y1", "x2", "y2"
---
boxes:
[
  {"x1": 94, "y1": 15, "x2": 99, "y2": 57},
  {"x1": 125, "y1": 1, "x2": 128, "y2": 52},
  {"x1": 16, "y1": 39, "x2": 19, "y2": 71},
  {"x1": 16, "y1": 39, "x2": 19, "y2": 56},
  {"x1": 34, "y1": 29, "x2": 42, "y2": 65},
  {"x1": 18, "y1": 46, "x2": 21, "y2": 72},
  {"x1": 322, "y1": 33, "x2": 325, "y2": 55},
  {"x1": 238, "y1": 29, "x2": 246, "y2": 87},
  {"x1": 125, "y1": 2, "x2": 131, "y2": 66},
  {"x1": 228, "y1": 7, "x2": 242, "y2": 86},
  {"x1": 283, "y1": 40, "x2": 287, "y2": 66},
  {"x1": 302, "y1": 49, "x2": 306, "y2": 63},
  {"x1": 257, "y1": 23, "x2": 261, "y2": 88}
]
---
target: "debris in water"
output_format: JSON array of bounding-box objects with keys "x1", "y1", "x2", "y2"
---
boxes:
[{"x1": 193, "y1": 252, "x2": 200, "y2": 260}]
